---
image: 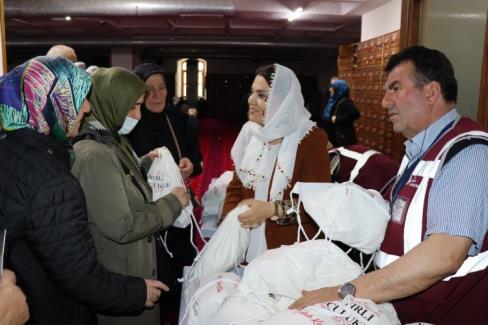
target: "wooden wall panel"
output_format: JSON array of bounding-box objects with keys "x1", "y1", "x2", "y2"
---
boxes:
[{"x1": 338, "y1": 31, "x2": 402, "y2": 160}]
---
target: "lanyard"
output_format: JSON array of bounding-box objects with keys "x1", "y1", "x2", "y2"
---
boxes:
[{"x1": 390, "y1": 121, "x2": 454, "y2": 207}]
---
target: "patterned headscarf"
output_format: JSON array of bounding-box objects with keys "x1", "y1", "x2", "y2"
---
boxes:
[
  {"x1": 323, "y1": 79, "x2": 350, "y2": 120},
  {"x1": 86, "y1": 67, "x2": 147, "y2": 174},
  {"x1": 0, "y1": 56, "x2": 91, "y2": 142}
]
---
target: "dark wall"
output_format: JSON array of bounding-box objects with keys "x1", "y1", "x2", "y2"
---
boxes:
[
  {"x1": 205, "y1": 73, "x2": 254, "y2": 120},
  {"x1": 6, "y1": 46, "x2": 111, "y2": 71},
  {"x1": 5, "y1": 45, "x2": 336, "y2": 123},
  {"x1": 204, "y1": 73, "x2": 323, "y2": 123}
]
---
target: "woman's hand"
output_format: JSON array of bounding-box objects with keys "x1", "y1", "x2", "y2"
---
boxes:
[
  {"x1": 144, "y1": 279, "x2": 169, "y2": 308},
  {"x1": 179, "y1": 157, "x2": 194, "y2": 179},
  {"x1": 146, "y1": 149, "x2": 160, "y2": 160},
  {"x1": 170, "y1": 186, "x2": 190, "y2": 208},
  {"x1": 237, "y1": 199, "x2": 274, "y2": 228},
  {"x1": 0, "y1": 269, "x2": 30, "y2": 325}
]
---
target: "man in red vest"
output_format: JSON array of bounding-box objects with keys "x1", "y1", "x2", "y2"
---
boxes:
[{"x1": 290, "y1": 46, "x2": 488, "y2": 324}]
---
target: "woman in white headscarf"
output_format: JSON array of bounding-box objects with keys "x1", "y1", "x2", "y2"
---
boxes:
[{"x1": 222, "y1": 64, "x2": 331, "y2": 262}]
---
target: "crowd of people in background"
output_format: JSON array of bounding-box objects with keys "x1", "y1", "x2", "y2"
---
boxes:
[{"x1": 1, "y1": 43, "x2": 487, "y2": 325}]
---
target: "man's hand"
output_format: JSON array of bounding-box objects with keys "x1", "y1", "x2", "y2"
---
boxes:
[
  {"x1": 289, "y1": 287, "x2": 339, "y2": 310},
  {"x1": 237, "y1": 199, "x2": 274, "y2": 228},
  {"x1": 0, "y1": 269, "x2": 30, "y2": 325},
  {"x1": 170, "y1": 186, "x2": 190, "y2": 208},
  {"x1": 144, "y1": 279, "x2": 169, "y2": 308},
  {"x1": 292, "y1": 233, "x2": 473, "y2": 311},
  {"x1": 179, "y1": 157, "x2": 194, "y2": 179}
]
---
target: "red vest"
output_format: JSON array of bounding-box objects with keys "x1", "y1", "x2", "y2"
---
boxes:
[{"x1": 376, "y1": 117, "x2": 488, "y2": 324}]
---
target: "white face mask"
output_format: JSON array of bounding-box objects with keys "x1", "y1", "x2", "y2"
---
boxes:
[{"x1": 118, "y1": 116, "x2": 139, "y2": 135}]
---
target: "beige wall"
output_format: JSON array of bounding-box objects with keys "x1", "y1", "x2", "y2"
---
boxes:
[
  {"x1": 361, "y1": 0, "x2": 402, "y2": 42},
  {"x1": 420, "y1": 0, "x2": 488, "y2": 119}
]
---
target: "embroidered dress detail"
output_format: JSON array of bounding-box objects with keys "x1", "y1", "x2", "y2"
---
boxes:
[{"x1": 230, "y1": 64, "x2": 316, "y2": 262}]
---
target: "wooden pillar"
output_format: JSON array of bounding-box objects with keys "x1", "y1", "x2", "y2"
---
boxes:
[
  {"x1": 477, "y1": 9, "x2": 488, "y2": 127},
  {"x1": 0, "y1": 0, "x2": 7, "y2": 74},
  {"x1": 399, "y1": 0, "x2": 421, "y2": 50}
]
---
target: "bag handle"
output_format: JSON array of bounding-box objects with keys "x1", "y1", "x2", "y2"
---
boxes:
[{"x1": 164, "y1": 113, "x2": 183, "y2": 160}]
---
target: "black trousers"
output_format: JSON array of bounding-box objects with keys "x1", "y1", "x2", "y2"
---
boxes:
[{"x1": 156, "y1": 225, "x2": 196, "y2": 318}]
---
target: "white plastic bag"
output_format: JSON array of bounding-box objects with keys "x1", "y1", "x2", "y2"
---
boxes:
[
  {"x1": 212, "y1": 293, "x2": 275, "y2": 325},
  {"x1": 239, "y1": 240, "x2": 362, "y2": 304},
  {"x1": 213, "y1": 240, "x2": 400, "y2": 325},
  {"x1": 201, "y1": 170, "x2": 234, "y2": 217},
  {"x1": 262, "y1": 297, "x2": 400, "y2": 325},
  {"x1": 181, "y1": 272, "x2": 241, "y2": 325},
  {"x1": 147, "y1": 147, "x2": 193, "y2": 228},
  {"x1": 184, "y1": 205, "x2": 250, "y2": 282},
  {"x1": 211, "y1": 240, "x2": 362, "y2": 324},
  {"x1": 291, "y1": 182, "x2": 390, "y2": 254},
  {"x1": 200, "y1": 171, "x2": 235, "y2": 238}
]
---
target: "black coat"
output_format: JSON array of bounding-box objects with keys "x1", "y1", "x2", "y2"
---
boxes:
[
  {"x1": 329, "y1": 98, "x2": 360, "y2": 146},
  {"x1": 128, "y1": 104, "x2": 202, "y2": 177},
  {"x1": 0, "y1": 128, "x2": 146, "y2": 325}
]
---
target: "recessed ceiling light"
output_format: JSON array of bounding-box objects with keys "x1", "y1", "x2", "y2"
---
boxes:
[
  {"x1": 288, "y1": 7, "x2": 303, "y2": 22},
  {"x1": 65, "y1": 16, "x2": 72, "y2": 21}
]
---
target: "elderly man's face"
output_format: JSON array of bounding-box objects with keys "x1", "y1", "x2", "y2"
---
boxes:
[{"x1": 382, "y1": 61, "x2": 430, "y2": 138}]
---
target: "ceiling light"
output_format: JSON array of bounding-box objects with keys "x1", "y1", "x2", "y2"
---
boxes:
[
  {"x1": 288, "y1": 7, "x2": 303, "y2": 22},
  {"x1": 65, "y1": 16, "x2": 72, "y2": 21}
]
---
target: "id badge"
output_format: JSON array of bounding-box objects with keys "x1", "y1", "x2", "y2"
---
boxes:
[{"x1": 391, "y1": 196, "x2": 410, "y2": 224}]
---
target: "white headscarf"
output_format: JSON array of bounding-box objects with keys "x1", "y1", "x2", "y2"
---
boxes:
[
  {"x1": 231, "y1": 64, "x2": 315, "y2": 261},
  {"x1": 232, "y1": 63, "x2": 315, "y2": 201}
]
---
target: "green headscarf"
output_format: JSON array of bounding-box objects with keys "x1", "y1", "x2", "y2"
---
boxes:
[{"x1": 86, "y1": 67, "x2": 146, "y2": 173}]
